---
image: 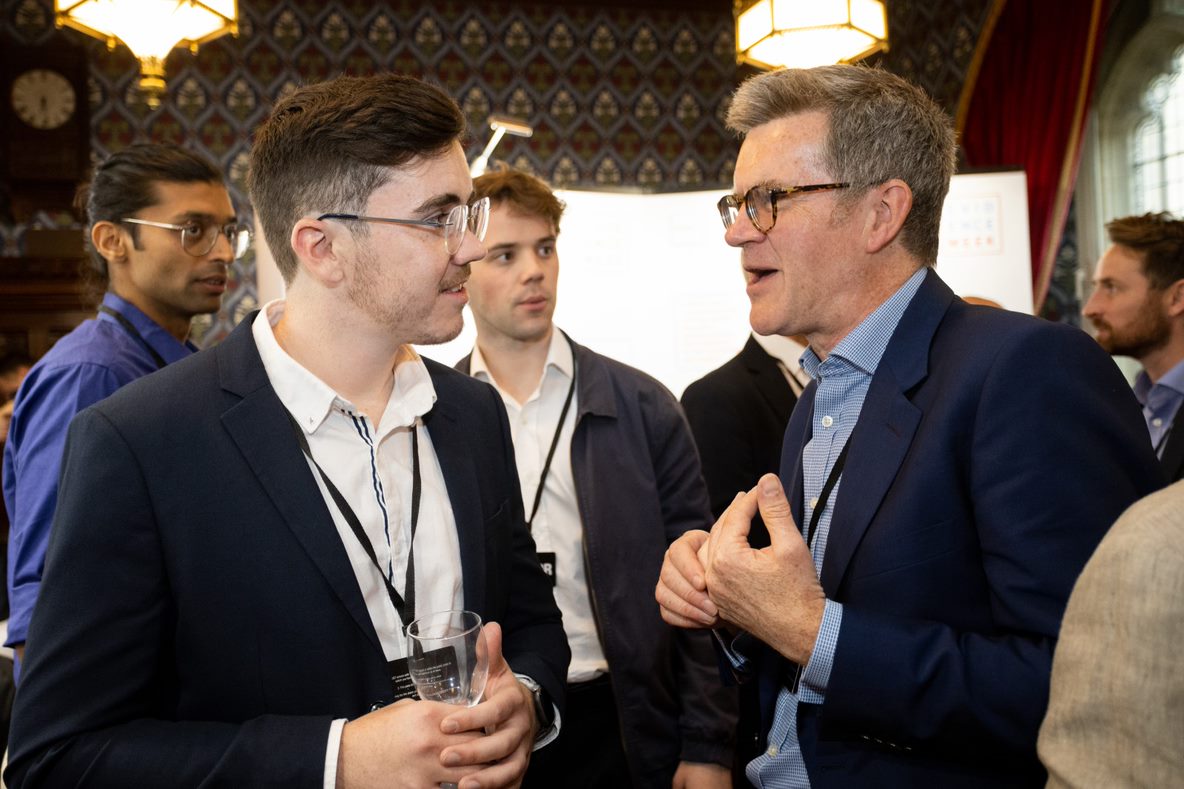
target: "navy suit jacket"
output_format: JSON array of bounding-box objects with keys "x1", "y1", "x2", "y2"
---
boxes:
[
  {"x1": 6, "y1": 317, "x2": 568, "y2": 788},
  {"x1": 755, "y1": 270, "x2": 1164, "y2": 787}
]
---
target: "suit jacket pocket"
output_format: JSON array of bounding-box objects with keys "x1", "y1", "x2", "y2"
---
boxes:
[{"x1": 845, "y1": 518, "x2": 963, "y2": 582}]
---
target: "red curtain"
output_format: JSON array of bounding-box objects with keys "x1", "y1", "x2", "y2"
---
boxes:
[{"x1": 960, "y1": 0, "x2": 1107, "y2": 311}]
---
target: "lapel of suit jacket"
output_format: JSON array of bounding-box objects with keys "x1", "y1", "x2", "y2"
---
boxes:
[
  {"x1": 818, "y1": 270, "x2": 952, "y2": 593},
  {"x1": 422, "y1": 360, "x2": 487, "y2": 614},
  {"x1": 742, "y1": 335, "x2": 797, "y2": 424},
  {"x1": 1161, "y1": 407, "x2": 1184, "y2": 482},
  {"x1": 215, "y1": 315, "x2": 384, "y2": 656}
]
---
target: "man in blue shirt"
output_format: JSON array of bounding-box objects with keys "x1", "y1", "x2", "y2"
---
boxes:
[
  {"x1": 3, "y1": 144, "x2": 246, "y2": 667},
  {"x1": 1083, "y1": 212, "x2": 1184, "y2": 482},
  {"x1": 656, "y1": 65, "x2": 1162, "y2": 787}
]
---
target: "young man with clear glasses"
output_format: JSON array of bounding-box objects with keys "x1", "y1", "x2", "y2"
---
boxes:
[
  {"x1": 3, "y1": 143, "x2": 243, "y2": 672},
  {"x1": 6, "y1": 74, "x2": 568, "y2": 789}
]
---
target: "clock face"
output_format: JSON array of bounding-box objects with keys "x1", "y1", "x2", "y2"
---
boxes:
[{"x1": 11, "y1": 68, "x2": 77, "y2": 131}]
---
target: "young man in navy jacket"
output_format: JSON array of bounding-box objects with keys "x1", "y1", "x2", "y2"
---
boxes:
[{"x1": 458, "y1": 168, "x2": 736, "y2": 789}]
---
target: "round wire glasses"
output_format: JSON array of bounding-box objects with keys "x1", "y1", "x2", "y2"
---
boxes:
[
  {"x1": 318, "y1": 196, "x2": 490, "y2": 256},
  {"x1": 120, "y1": 218, "x2": 252, "y2": 259}
]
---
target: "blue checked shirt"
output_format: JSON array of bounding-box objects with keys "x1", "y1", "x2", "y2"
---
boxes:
[{"x1": 741, "y1": 268, "x2": 927, "y2": 788}]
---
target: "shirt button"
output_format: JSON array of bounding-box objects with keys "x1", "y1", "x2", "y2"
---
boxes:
[
  {"x1": 809, "y1": 497, "x2": 819, "y2": 509},
  {"x1": 766, "y1": 745, "x2": 778, "y2": 757},
  {"x1": 1153, "y1": 418, "x2": 1163, "y2": 427},
  {"x1": 821, "y1": 415, "x2": 834, "y2": 428}
]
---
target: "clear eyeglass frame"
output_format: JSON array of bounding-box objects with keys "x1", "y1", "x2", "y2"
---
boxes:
[
  {"x1": 120, "y1": 217, "x2": 252, "y2": 260},
  {"x1": 318, "y1": 196, "x2": 490, "y2": 256}
]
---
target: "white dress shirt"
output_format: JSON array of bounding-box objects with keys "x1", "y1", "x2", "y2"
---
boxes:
[
  {"x1": 471, "y1": 329, "x2": 608, "y2": 682},
  {"x1": 253, "y1": 301, "x2": 463, "y2": 788}
]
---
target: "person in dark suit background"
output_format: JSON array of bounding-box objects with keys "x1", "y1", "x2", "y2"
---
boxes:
[
  {"x1": 682, "y1": 333, "x2": 808, "y2": 526},
  {"x1": 1083, "y1": 212, "x2": 1184, "y2": 482},
  {"x1": 6, "y1": 73, "x2": 568, "y2": 789},
  {"x1": 656, "y1": 64, "x2": 1162, "y2": 788},
  {"x1": 681, "y1": 333, "x2": 806, "y2": 784}
]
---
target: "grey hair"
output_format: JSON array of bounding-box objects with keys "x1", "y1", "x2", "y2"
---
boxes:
[{"x1": 727, "y1": 65, "x2": 956, "y2": 265}]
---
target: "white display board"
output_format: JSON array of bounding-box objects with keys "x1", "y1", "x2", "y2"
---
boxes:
[
  {"x1": 935, "y1": 170, "x2": 1033, "y2": 314},
  {"x1": 420, "y1": 172, "x2": 1033, "y2": 396},
  {"x1": 246, "y1": 172, "x2": 1035, "y2": 397},
  {"x1": 419, "y1": 189, "x2": 749, "y2": 398}
]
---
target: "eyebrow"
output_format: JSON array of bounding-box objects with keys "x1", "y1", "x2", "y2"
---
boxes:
[
  {"x1": 487, "y1": 236, "x2": 557, "y2": 254},
  {"x1": 728, "y1": 180, "x2": 782, "y2": 200},
  {"x1": 170, "y1": 211, "x2": 238, "y2": 224},
  {"x1": 411, "y1": 190, "x2": 475, "y2": 215}
]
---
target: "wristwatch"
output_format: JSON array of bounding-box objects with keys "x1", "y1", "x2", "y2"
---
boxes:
[{"x1": 518, "y1": 675, "x2": 555, "y2": 737}]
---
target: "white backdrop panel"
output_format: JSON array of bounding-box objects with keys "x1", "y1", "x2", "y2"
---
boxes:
[{"x1": 414, "y1": 173, "x2": 1033, "y2": 397}]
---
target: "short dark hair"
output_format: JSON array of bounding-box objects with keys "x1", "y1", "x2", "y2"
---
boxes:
[
  {"x1": 248, "y1": 73, "x2": 467, "y2": 283},
  {"x1": 472, "y1": 167, "x2": 565, "y2": 234},
  {"x1": 79, "y1": 144, "x2": 225, "y2": 277},
  {"x1": 1106, "y1": 212, "x2": 1184, "y2": 289},
  {"x1": 727, "y1": 65, "x2": 956, "y2": 266}
]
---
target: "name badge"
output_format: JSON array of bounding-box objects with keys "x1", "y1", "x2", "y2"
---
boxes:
[
  {"x1": 387, "y1": 657, "x2": 420, "y2": 702},
  {"x1": 403, "y1": 645, "x2": 461, "y2": 700},
  {"x1": 536, "y1": 551, "x2": 557, "y2": 587}
]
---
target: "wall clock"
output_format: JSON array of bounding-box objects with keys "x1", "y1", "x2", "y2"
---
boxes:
[
  {"x1": 11, "y1": 68, "x2": 78, "y2": 131},
  {"x1": 1, "y1": 43, "x2": 91, "y2": 219}
]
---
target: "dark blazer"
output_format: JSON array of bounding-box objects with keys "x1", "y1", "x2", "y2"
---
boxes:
[
  {"x1": 681, "y1": 334, "x2": 798, "y2": 521},
  {"x1": 458, "y1": 338, "x2": 737, "y2": 787},
  {"x1": 6, "y1": 317, "x2": 568, "y2": 788},
  {"x1": 1161, "y1": 406, "x2": 1184, "y2": 482},
  {"x1": 753, "y1": 270, "x2": 1165, "y2": 787}
]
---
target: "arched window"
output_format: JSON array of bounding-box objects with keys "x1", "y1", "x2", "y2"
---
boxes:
[
  {"x1": 1070, "y1": 1, "x2": 1184, "y2": 370},
  {"x1": 1130, "y1": 48, "x2": 1184, "y2": 214},
  {"x1": 1077, "y1": 4, "x2": 1184, "y2": 278}
]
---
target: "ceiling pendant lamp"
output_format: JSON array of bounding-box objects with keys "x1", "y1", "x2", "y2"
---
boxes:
[
  {"x1": 55, "y1": 0, "x2": 239, "y2": 107},
  {"x1": 735, "y1": 0, "x2": 889, "y2": 70}
]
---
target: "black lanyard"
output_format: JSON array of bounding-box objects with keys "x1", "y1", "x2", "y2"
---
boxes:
[
  {"x1": 805, "y1": 439, "x2": 851, "y2": 549},
  {"x1": 788, "y1": 436, "x2": 850, "y2": 695},
  {"x1": 527, "y1": 370, "x2": 576, "y2": 531},
  {"x1": 286, "y1": 410, "x2": 421, "y2": 631},
  {"x1": 99, "y1": 305, "x2": 167, "y2": 370}
]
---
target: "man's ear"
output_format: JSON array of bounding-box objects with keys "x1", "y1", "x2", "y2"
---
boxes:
[
  {"x1": 864, "y1": 179, "x2": 912, "y2": 255},
  {"x1": 91, "y1": 220, "x2": 129, "y2": 267},
  {"x1": 291, "y1": 217, "x2": 346, "y2": 287},
  {"x1": 1164, "y1": 277, "x2": 1184, "y2": 318}
]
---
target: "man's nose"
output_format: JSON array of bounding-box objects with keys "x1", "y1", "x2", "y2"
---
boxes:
[
  {"x1": 455, "y1": 229, "x2": 486, "y2": 265},
  {"x1": 1082, "y1": 290, "x2": 1102, "y2": 319},
  {"x1": 725, "y1": 212, "x2": 764, "y2": 248}
]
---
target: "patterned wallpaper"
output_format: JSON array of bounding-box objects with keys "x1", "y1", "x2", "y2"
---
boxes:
[{"x1": 3, "y1": 0, "x2": 998, "y2": 341}]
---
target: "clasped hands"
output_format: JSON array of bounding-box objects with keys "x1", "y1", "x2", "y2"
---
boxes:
[
  {"x1": 655, "y1": 473, "x2": 826, "y2": 667},
  {"x1": 338, "y1": 622, "x2": 536, "y2": 789}
]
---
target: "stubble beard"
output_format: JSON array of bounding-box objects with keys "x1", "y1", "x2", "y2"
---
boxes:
[{"x1": 1096, "y1": 309, "x2": 1171, "y2": 360}]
